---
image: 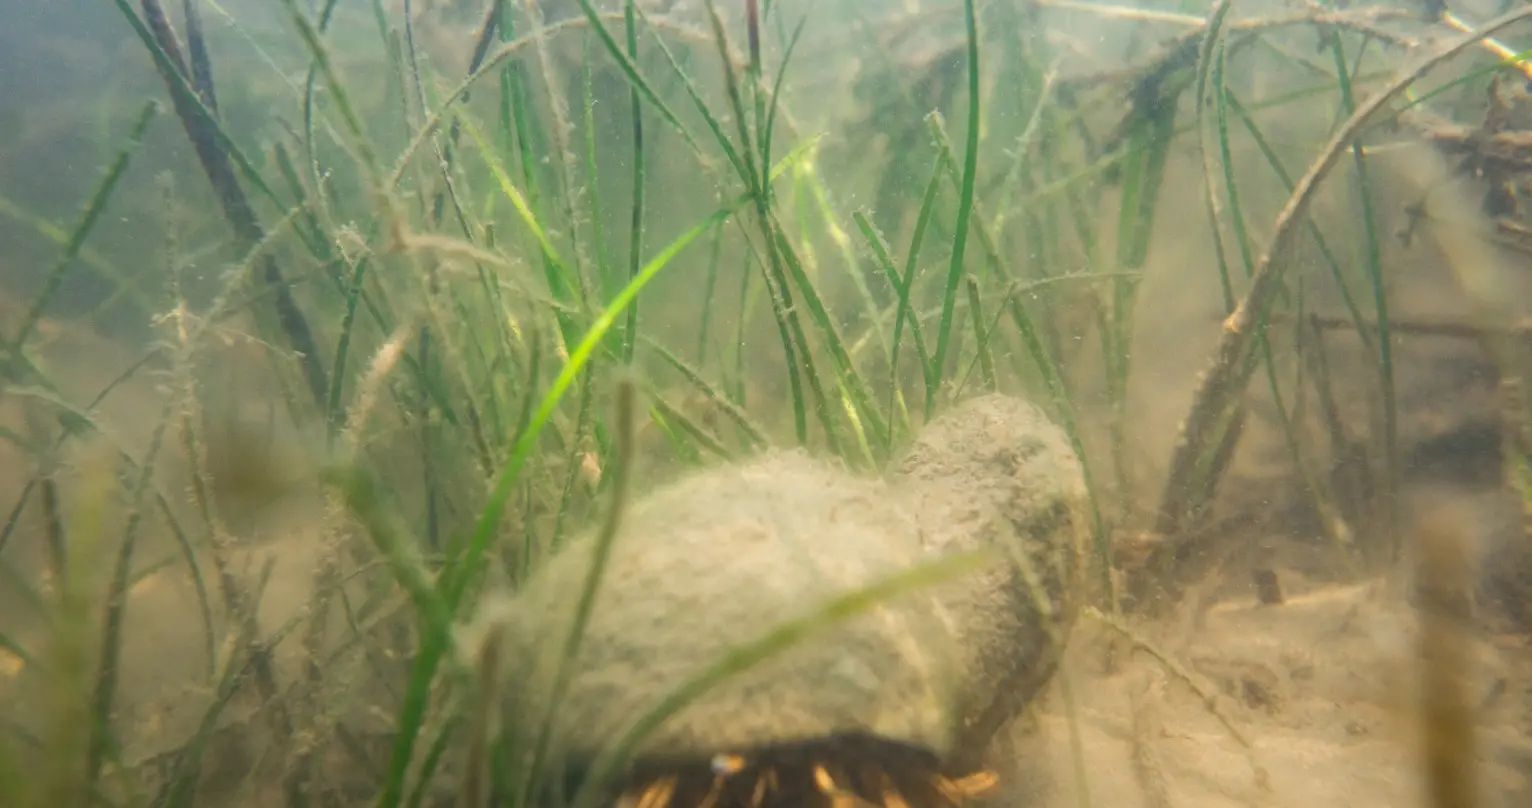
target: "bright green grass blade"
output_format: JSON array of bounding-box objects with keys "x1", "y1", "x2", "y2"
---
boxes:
[
  {"x1": 455, "y1": 191, "x2": 752, "y2": 605},
  {"x1": 368, "y1": 193, "x2": 750, "y2": 808}
]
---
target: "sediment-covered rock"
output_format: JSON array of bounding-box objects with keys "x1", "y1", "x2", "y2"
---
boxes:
[
  {"x1": 889, "y1": 394, "x2": 1089, "y2": 771},
  {"x1": 466, "y1": 394, "x2": 1087, "y2": 804},
  {"x1": 484, "y1": 450, "x2": 964, "y2": 758}
]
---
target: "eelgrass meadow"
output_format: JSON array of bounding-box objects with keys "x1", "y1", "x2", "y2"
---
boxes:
[{"x1": 3, "y1": 0, "x2": 1532, "y2": 806}]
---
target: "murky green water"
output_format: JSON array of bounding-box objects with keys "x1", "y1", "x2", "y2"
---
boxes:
[{"x1": 1, "y1": 2, "x2": 1529, "y2": 807}]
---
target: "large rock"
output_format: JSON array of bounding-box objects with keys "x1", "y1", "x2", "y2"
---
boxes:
[
  {"x1": 468, "y1": 394, "x2": 1088, "y2": 804},
  {"x1": 889, "y1": 394, "x2": 1089, "y2": 772},
  {"x1": 487, "y1": 450, "x2": 964, "y2": 758}
]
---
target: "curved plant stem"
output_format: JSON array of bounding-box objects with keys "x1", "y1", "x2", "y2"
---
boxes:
[{"x1": 1152, "y1": 5, "x2": 1532, "y2": 549}]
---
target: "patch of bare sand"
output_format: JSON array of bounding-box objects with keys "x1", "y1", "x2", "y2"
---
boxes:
[{"x1": 1013, "y1": 581, "x2": 1529, "y2": 808}]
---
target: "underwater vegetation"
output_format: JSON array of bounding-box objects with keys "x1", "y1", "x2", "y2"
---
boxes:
[{"x1": 0, "y1": 0, "x2": 1531, "y2": 807}]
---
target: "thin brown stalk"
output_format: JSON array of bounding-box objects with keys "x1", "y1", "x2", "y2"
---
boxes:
[
  {"x1": 1086, "y1": 607, "x2": 1272, "y2": 792},
  {"x1": 1152, "y1": 6, "x2": 1532, "y2": 542},
  {"x1": 1127, "y1": 668, "x2": 1173, "y2": 808},
  {"x1": 1413, "y1": 506, "x2": 1479, "y2": 808}
]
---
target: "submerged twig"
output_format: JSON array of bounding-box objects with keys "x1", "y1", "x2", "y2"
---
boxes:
[
  {"x1": 1127, "y1": 668, "x2": 1173, "y2": 808},
  {"x1": 1151, "y1": 6, "x2": 1532, "y2": 553},
  {"x1": 1084, "y1": 606, "x2": 1270, "y2": 790}
]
